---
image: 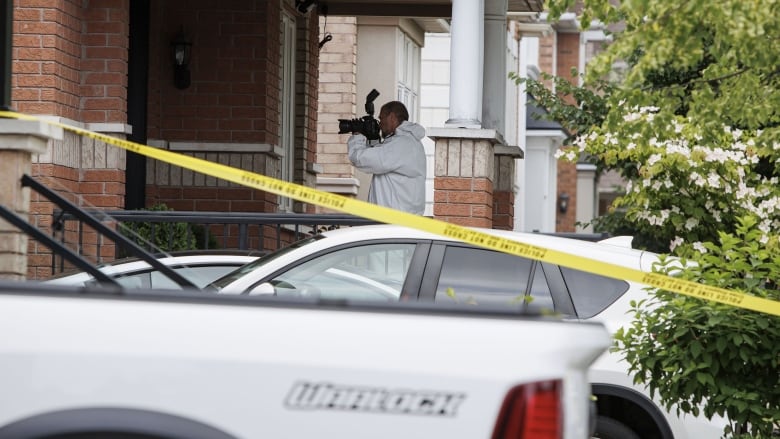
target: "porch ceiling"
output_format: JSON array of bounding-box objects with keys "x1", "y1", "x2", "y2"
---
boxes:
[{"x1": 320, "y1": 0, "x2": 545, "y2": 32}]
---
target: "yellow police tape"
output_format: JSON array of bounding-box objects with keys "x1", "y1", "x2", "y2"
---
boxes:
[{"x1": 3, "y1": 110, "x2": 779, "y2": 317}]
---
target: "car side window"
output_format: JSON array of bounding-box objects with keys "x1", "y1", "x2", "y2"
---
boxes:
[
  {"x1": 150, "y1": 265, "x2": 244, "y2": 289},
  {"x1": 435, "y1": 246, "x2": 546, "y2": 307},
  {"x1": 559, "y1": 266, "x2": 630, "y2": 318},
  {"x1": 528, "y1": 266, "x2": 554, "y2": 311},
  {"x1": 268, "y1": 243, "x2": 416, "y2": 301},
  {"x1": 116, "y1": 272, "x2": 150, "y2": 289}
]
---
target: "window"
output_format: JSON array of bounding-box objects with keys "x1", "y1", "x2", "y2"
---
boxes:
[
  {"x1": 560, "y1": 266, "x2": 629, "y2": 318},
  {"x1": 266, "y1": 243, "x2": 416, "y2": 301},
  {"x1": 396, "y1": 31, "x2": 420, "y2": 121},
  {"x1": 115, "y1": 264, "x2": 246, "y2": 290},
  {"x1": 434, "y1": 246, "x2": 548, "y2": 308}
]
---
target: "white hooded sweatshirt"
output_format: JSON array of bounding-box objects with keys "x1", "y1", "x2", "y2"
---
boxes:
[{"x1": 348, "y1": 120, "x2": 427, "y2": 215}]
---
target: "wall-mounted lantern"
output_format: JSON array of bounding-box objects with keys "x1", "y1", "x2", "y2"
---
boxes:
[
  {"x1": 558, "y1": 192, "x2": 570, "y2": 214},
  {"x1": 295, "y1": 0, "x2": 316, "y2": 14},
  {"x1": 171, "y1": 29, "x2": 192, "y2": 90}
]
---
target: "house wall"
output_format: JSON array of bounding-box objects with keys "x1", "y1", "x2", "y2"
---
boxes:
[
  {"x1": 11, "y1": 0, "x2": 319, "y2": 279},
  {"x1": 554, "y1": 32, "x2": 579, "y2": 232},
  {"x1": 315, "y1": 16, "x2": 359, "y2": 206},
  {"x1": 14, "y1": 0, "x2": 130, "y2": 278},
  {"x1": 145, "y1": 0, "x2": 283, "y2": 215},
  {"x1": 536, "y1": 30, "x2": 579, "y2": 232}
]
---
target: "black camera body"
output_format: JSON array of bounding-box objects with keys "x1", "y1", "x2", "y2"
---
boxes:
[{"x1": 339, "y1": 89, "x2": 381, "y2": 140}]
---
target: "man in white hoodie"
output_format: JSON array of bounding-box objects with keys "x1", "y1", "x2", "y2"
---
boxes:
[{"x1": 347, "y1": 101, "x2": 427, "y2": 215}]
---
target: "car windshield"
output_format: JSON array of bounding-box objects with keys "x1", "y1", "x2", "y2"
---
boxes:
[{"x1": 206, "y1": 235, "x2": 322, "y2": 291}]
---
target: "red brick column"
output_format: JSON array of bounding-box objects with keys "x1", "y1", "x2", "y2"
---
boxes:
[
  {"x1": 434, "y1": 177, "x2": 493, "y2": 227},
  {"x1": 429, "y1": 128, "x2": 505, "y2": 228}
]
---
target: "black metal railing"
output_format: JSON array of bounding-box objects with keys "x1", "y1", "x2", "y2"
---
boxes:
[{"x1": 50, "y1": 209, "x2": 380, "y2": 273}]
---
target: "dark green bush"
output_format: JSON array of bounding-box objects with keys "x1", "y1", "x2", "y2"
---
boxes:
[{"x1": 118, "y1": 203, "x2": 215, "y2": 253}]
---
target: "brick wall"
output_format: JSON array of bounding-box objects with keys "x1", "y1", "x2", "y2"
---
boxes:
[
  {"x1": 295, "y1": 10, "x2": 321, "y2": 213},
  {"x1": 147, "y1": 0, "x2": 280, "y2": 145},
  {"x1": 434, "y1": 177, "x2": 493, "y2": 227},
  {"x1": 554, "y1": 33, "x2": 579, "y2": 232},
  {"x1": 316, "y1": 17, "x2": 357, "y2": 179},
  {"x1": 145, "y1": 0, "x2": 282, "y2": 215},
  {"x1": 536, "y1": 31, "x2": 580, "y2": 233},
  {"x1": 81, "y1": 1, "x2": 129, "y2": 123},
  {"x1": 13, "y1": 0, "x2": 130, "y2": 278},
  {"x1": 13, "y1": 0, "x2": 323, "y2": 279},
  {"x1": 13, "y1": 0, "x2": 82, "y2": 119}
]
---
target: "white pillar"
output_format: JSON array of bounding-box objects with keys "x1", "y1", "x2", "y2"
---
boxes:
[
  {"x1": 446, "y1": 0, "x2": 483, "y2": 128},
  {"x1": 482, "y1": 0, "x2": 507, "y2": 136}
]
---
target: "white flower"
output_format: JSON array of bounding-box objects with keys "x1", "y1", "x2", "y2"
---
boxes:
[
  {"x1": 685, "y1": 217, "x2": 699, "y2": 230},
  {"x1": 690, "y1": 172, "x2": 706, "y2": 186},
  {"x1": 692, "y1": 242, "x2": 707, "y2": 253},
  {"x1": 647, "y1": 154, "x2": 662, "y2": 166},
  {"x1": 706, "y1": 173, "x2": 721, "y2": 188},
  {"x1": 670, "y1": 236, "x2": 684, "y2": 251}
]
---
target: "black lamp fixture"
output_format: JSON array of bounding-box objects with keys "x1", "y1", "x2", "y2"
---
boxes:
[
  {"x1": 171, "y1": 28, "x2": 192, "y2": 90},
  {"x1": 295, "y1": 0, "x2": 317, "y2": 14},
  {"x1": 558, "y1": 193, "x2": 570, "y2": 214}
]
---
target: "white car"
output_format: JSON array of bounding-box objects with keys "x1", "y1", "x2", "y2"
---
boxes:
[
  {"x1": 208, "y1": 224, "x2": 726, "y2": 439},
  {"x1": 44, "y1": 250, "x2": 262, "y2": 290}
]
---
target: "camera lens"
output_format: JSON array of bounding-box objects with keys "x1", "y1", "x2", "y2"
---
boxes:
[{"x1": 338, "y1": 119, "x2": 357, "y2": 134}]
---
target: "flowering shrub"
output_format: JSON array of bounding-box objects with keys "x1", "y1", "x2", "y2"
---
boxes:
[
  {"x1": 534, "y1": 0, "x2": 780, "y2": 434},
  {"x1": 557, "y1": 107, "x2": 780, "y2": 436},
  {"x1": 558, "y1": 107, "x2": 779, "y2": 253}
]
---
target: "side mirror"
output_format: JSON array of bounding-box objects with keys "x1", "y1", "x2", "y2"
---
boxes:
[{"x1": 248, "y1": 282, "x2": 276, "y2": 296}]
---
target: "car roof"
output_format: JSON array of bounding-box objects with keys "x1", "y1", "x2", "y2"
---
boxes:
[
  {"x1": 319, "y1": 224, "x2": 656, "y2": 271},
  {"x1": 45, "y1": 251, "x2": 262, "y2": 283}
]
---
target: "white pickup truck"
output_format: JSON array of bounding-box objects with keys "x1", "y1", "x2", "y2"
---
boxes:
[{"x1": 0, "y1": 280, "x2": 609, "y2": 439}]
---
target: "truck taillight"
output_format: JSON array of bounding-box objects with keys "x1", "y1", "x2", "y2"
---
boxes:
[{"x1": 491, "y1": 380, "x2": 562, "y2": 439}]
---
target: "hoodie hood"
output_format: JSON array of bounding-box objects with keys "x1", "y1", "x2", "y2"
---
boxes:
[{"x1": 396, "y1": 120, "x2": 426, "y2": 140}]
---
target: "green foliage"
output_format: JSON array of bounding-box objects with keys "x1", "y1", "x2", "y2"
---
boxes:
[
  {"x1": 614, "y1": 217, "x2": 780, "y2": 437},
  {"x1": 509, "y1": 70, "x2": 614, "y2": 143},
  {"x1": 119, "y1": 203, "x2": 199, "y2": 253},
  {"x1": 533, "y1": 0, "x2": 780, "y2": 436}
]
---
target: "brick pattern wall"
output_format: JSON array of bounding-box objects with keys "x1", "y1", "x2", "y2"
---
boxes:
[
  {"x1": 13, "y1": 0, "x2": 82, "y2": 119},
  {"x1": 492, "y1": 190, "x2": 514, "y2": 230},
  {"x1": 316, "y1": 17, "x2": 357, "y2": 179},
  {"x1": 295, "y1": 9, "x2": 321, "y2": 213},
  {"x1": 28, "y1": 164, "x2": 125, "y2": 279},
  {"x1": 146, "y1": 150, "x2": 278, "y2": 214},
  {"x1": 492, "y1": 154, "x2": 516, "y2": 230},
  {"x1": 81, "y1": 1, "x2": 129, "y2": 123},
  {"x1": 147, "y1": 0, "x2": 280, "y2": 145},
  {"x1": 536, "y1": 31, "x2": 580, "y2": 233},
  {"x1": 434, "y1": 178, "x2": 493, "y2": 227},
  {"x1": 13, "y1": 0, "x2": 130, "y2": 279},
  {"x1": 554, "y1": 33, "x2": 580, "y2": 232},
  {"x1": 145, "y1": 0, "x2": 280, "y2": 214}
]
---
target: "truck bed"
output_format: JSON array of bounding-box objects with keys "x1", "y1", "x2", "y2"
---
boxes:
[{"x1": 0, "y1": 281, "x2": 609, "y2": 439}]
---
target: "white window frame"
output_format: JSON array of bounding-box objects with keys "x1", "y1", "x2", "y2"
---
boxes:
[
  {"x1": 396, "y1": 31, "x2": 420, "y2": 121},
  {"x1": 279, "y1": 12, "x2": 296, "y2": 211}
]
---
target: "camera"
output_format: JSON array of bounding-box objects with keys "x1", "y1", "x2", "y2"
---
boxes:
[{"x1": 339, "y1": 89, "x2": 381, "y2": 140}]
